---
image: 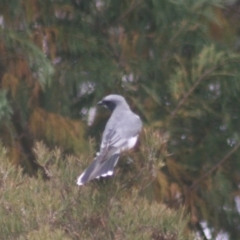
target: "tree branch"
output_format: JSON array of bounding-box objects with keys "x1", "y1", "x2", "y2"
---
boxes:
[
  {"x1": 188, "y1": 141, "x2": 240, "y2": 191},
  {"x1": 171, "y1": 63, "x2": 224, "y2": 117}
]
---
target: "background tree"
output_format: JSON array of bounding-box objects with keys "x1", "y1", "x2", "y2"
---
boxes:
[{"x1": 0, "y1": 0, "x2": 240, "y2": 239}]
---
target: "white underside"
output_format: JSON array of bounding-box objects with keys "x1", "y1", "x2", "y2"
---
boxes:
[{"x1": 125, "y1": 135, "x2": 138, "y2": 150}]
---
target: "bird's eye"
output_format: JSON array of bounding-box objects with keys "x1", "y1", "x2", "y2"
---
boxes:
[{"x1": 103, "y1": 101, "x2": 116, "y2": 111}]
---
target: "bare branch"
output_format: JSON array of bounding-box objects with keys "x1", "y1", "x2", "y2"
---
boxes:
[{"x1": 188, "y1": 141, "x2": 240, "y2": 191}]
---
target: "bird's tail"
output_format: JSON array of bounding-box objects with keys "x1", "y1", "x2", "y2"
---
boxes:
[{"x1": 77, "y1": 154, "x2": 119, "y2": 186}]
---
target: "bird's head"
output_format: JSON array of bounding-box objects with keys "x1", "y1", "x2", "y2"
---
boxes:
[{"x1": 97, "y1": 94, "x2": 129, "y2": 111}]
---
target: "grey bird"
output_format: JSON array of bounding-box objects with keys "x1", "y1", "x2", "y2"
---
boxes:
[{"x1": 77, "y1": 94, "x2": 142, "y2": 185}]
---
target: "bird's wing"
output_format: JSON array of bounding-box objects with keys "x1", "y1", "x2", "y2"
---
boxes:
[
  {"x1": 101, "y1": 128, "x2": 126, "y2": 148},
  {"x1": 99, "y1": 111, "x2": 142, "y2": 158}
]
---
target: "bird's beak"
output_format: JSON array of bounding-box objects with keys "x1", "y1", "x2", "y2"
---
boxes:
[{"x1": 97, "y1": 100, "x2": 103, "y2": 106}]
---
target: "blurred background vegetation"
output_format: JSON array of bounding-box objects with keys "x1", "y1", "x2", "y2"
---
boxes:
[{"x1": 1, "y1": 0, "x2": 240, "y2": 239}]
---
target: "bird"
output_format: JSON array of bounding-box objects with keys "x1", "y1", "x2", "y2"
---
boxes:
[{"x1": 77, "y1": 94, "x2": 142, "y2": 185}]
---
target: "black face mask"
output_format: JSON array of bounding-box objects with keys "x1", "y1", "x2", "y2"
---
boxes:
[{"x1": 98, "y1": 100, "x2": 116, "y2": 112}]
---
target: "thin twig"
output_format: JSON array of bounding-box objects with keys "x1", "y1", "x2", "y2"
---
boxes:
[
  {"x1": 116, "y1": 0, "x2": 145, "y2": 23},
  {"x1": 171, "y1": 63, "x2": 224, "y2": 117},
  {"x1": 170, "y1": 21, "x2": 189, "y2": 44},
  {"x1": 188, "y1": 141, "x2": 240, "y2": 191}
]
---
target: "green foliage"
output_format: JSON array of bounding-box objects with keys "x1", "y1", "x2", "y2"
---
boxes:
[
  {"x1": 1, "y1": 29, "x2": 54, "y2": 87},
  {"x1": 1, "y1": 0, "x2": 240, "y2": 238},
  {"x1": 0, "y1": 142, "x2": 196, "y2": 240},
  {"x1": 0, "y1": 90, "x2": 12, "y2": 121}
]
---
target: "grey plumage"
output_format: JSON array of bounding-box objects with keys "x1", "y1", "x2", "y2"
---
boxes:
[{"x1": 77, "y1": 94, "x2": 142, "y2": 186}]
